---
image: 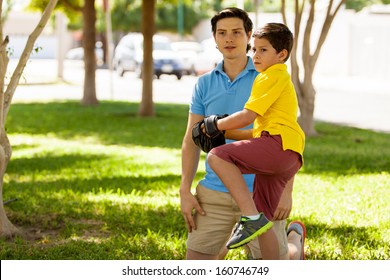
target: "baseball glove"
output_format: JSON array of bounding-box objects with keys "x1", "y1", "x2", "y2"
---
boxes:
[{"x1": 192, "y1": 114, "x2": 228, "y2": 153}]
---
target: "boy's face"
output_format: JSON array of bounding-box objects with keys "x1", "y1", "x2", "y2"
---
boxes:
[
  {"x1": 252, "y1": 37, "x2": 286, "y2": 72},
  {"x1": 214, "y1": 17, "x2": 251, "y2": 60}
]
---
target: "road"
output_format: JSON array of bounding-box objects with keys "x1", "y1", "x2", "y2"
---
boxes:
[
  {"x1": 9, "y1": 59, "x2": 390, "y2": 133},
  {"x1": 11, "y1": 59, "x2": 196, "y2": 104}
]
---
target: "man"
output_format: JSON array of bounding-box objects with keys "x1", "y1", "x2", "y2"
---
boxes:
[{"x1": 180, "y1": 7, "x2": 306, "y2": 260}]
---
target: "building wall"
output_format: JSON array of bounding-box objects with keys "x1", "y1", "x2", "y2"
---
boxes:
[
  {"x1": 348, "y1": 11, "x2": 390, "y2": 79},
  {"x1": 3, "y1": 11, "x2": 73, "y2": 59}
]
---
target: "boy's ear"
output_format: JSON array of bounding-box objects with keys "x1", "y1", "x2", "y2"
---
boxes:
[{"x1": 279, "y1": 49, "x2": 288, "y2": 61}]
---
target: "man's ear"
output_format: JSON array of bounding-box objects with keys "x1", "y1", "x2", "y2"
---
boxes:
[{"x1": 247, "y1": 30, "x2": 252, "y2": 40}]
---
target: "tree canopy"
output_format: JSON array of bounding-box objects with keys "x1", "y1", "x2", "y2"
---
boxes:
[{"x1": 111, "y1": 0, "x2": 210, "y2": 35}]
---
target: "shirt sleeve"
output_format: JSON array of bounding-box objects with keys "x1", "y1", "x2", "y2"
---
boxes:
[
  {"x1": 189, "y1": 79, "x2": 206, "y2": 116},
  {"x1": 244, "y1": 72, "x2": 281, "y2": 116}
]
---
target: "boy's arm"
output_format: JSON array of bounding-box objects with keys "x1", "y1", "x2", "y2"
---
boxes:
[{"x1": 225, "y1": 129, "x2": 253, "y2": 140}]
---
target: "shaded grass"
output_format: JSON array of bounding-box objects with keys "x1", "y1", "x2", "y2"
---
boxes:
[
  {"x1": 7, "y1": 101, "x2": 187, "y2": 148},
  {"x1": 1, "y1": 101, "x2": 389, "y2": 260},
  {"x1": 303, "y1": 123, "x2": 390, "y2": 175}
]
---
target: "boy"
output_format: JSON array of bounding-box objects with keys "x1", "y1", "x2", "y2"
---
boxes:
[{"x1": 206, "y1": 23, "x2": 305, "y2": 259}]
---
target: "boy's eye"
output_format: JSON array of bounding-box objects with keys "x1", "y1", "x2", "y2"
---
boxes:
[{"x1": 253, "y1": 48, "x2": 266, "y2": 53}]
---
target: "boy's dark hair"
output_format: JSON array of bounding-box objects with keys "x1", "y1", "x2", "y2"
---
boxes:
[
  {"x1": 253, "y1": 23, "x2": 294, "y2": 62},
  {"x1": 211, "y1": 7, "x2": 253, "y2": 52}
]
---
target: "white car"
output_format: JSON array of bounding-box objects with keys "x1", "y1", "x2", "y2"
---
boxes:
[
  {"x1": 65, "y1": 42, "x2": 104, "y2": 66},
  {"x1": 113, "y1": 33, "x2": 184, "y2": 79},
  {"x1": 171, "y1": 41, "x2": 202, "y2": 75},
  {"x1": 193, "y1": 38, "x2": 223, "y2": 75}
]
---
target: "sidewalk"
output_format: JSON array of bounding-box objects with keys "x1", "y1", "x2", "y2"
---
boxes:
[
  {"x1": 313, "y1": 76, "x2": 390, "y2": 133},
  {"x1": 10, "y1": 59, "x2": 196, "y2": 104}
]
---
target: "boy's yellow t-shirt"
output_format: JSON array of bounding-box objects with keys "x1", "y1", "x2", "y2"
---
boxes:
[{"x1": 244, "y1": 63, "x2": 305, "y2": 157}]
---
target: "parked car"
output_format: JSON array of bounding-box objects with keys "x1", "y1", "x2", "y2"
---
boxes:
[
  {"x1": 65, "y1": 42, "x2": 104, "y2": 66},
  {"x1": 193, "y1": 37, "x2": 223, "y2": 75},
  {"x1": 171, "y1": 41, "x2": 202, "y2": 75},
  {"x1": 113, "y1": 33, "x2": 184, "y2": 79}
]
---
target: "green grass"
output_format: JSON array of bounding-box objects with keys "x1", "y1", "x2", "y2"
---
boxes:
[{"x1": 1, "y1": 101, "x2": 389, "y2": 260}]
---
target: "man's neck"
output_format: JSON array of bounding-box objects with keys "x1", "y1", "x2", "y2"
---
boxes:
[{"x1": 223, "y1": 56, "x2": 248, "y2": 81}]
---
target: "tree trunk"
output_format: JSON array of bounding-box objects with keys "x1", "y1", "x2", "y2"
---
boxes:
[
  {"x1": 0, "y1": 130, "x2": 18, "y2": 236},
  {"x1": 139, "y1": 0, "x2": 155, "y2": 117},
  {"x1": 0, "y1": 38, "x2": 18, "y2": 235},
  {"x1": 81, "y1": 0, "x2": 98, "y2": 106},
  {"x1": 0, "y1": 0, "x2": 59, "y2": 237},
  {"x1": 282, "y1": 0, "x2": 346, "y2": 137},
  {"x1": 297, "y1": 81, "x2": 317, "y2": 137}
]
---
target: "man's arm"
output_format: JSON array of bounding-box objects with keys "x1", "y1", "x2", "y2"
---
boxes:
[{"x1": 180, "y1": 113, "x2": 206, "y2": 232}]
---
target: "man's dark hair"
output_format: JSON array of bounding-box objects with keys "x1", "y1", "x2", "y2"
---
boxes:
[
  {"x1": 211, "y1": 7, "x2": 253, "y2": 52},
  {"x1": 253, "y1": 23, "x2": 294, "y2": 62}
]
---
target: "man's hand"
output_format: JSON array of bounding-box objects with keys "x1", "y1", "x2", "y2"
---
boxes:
[
  {"x1": 273, "y1": 178, "x2": 294, "y2": 220},
  {"x1": 180, "y1": 190, "x2": 205, "y2": 232},
  {"x1": 273, "y1": 190, "x2": 292, "y2": 220}
]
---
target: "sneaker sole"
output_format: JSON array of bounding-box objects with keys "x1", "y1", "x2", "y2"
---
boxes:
[{"x1": 227, "y1": 221, "x2": 274, "y2": 249}]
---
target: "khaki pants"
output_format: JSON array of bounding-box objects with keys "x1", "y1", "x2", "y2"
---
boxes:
[{"x1": 187, "y1": 185, "x2": 288, "y2": 258}]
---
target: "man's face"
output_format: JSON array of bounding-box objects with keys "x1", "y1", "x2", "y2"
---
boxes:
[{"x1": 214, "y1": 17, "x2": 251, "y2": 59}]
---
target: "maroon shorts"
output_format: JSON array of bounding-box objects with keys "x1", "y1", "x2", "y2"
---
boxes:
[{"x1": 210, "y1": 131, "x2": 302, "y2": 220}]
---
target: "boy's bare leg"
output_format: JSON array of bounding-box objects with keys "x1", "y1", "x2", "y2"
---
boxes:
[{"x1": 208, "y1": 154, "x2": 258, "y2": 215}]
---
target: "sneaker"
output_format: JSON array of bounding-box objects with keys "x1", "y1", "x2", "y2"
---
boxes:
[
  {"x1": 287, "y1": 221, "x2": 306, "y2": 260},
  {"x1": 226, "y1": 214, "x2": 273, "y2": 249}
]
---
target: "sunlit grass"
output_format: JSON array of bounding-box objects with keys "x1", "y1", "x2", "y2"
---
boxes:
[{"x1": 1, "y1": 101, "x2": 389, "y2": 260}]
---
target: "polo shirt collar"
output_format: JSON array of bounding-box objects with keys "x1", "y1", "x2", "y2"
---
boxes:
[{"x1": 214, "y1": 56, "x2": 257, "y2": 78}]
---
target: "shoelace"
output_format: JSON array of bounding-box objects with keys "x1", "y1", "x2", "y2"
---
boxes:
[{"x1": 233, "y1": 221, "x2": 246, "y2": 235}]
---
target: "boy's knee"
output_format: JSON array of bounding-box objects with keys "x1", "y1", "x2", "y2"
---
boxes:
[
  {"x1": 207, "y1": 151, "x2": 217, "y2": 167},
  {"x1": 207, "y1": 151, "x2": 219, "y2": 168}
]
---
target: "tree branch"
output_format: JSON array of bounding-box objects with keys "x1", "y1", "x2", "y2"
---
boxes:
[
  {"x1": 0, "y1": 36, "x2": 9, "y2": 133},
  {"x1": 0, "y1": 0, "x2": 4, "y2": 42},
  {"x1": 302, "y1": 0, "x2": 315, "y2": 74},
  {"x1": 312, "y1": 0, "x2": 346, "y2": 65},
  {"x1": 3, "y1": 0, "x2": 59, "y2": 121},
  {"x1": 281, "y1": 0, "x2": 287, "y2": 24},
  {"x1": 290, "y1": 0, "x2": 306, "y2": 101}
]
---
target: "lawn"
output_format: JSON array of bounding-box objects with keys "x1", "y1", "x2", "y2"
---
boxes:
[{"x1": 1, "y1": 101, "x2": 389, "y2": 260}]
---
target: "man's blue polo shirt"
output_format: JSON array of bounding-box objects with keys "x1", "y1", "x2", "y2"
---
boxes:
[{"x1": 190, "y1": 57, "x2": 258, "y2": 193}]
